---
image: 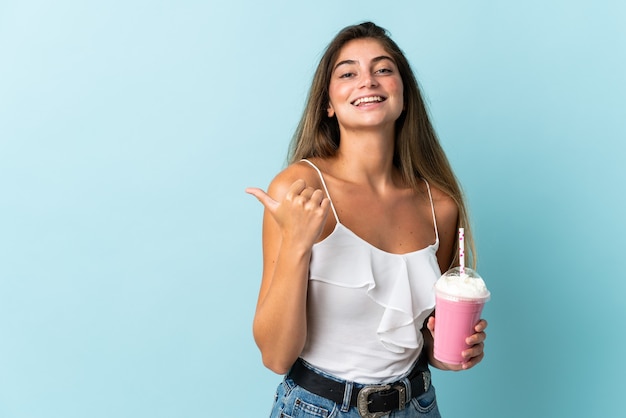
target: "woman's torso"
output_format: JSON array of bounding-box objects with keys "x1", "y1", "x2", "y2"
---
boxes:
[{"x1": 299, "y1": 159, "x2": 441, "y2": 384}]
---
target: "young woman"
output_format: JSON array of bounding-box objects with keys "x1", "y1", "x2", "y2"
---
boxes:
[{"x1": 246, "y1": 22, "x2": 487, "y2": 418}]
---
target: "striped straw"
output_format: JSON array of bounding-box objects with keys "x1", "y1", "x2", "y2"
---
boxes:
[{"x1": 459, "y1": 227, "x2": 465, "y2": 275}]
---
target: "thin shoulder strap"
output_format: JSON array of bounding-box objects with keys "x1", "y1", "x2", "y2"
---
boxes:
[
  {"x1": 422, "y1": 178, "x2": 440, "y2": 243},
  {"x1": 300, "y1": 159, "x2": 340, "y2": 224}
]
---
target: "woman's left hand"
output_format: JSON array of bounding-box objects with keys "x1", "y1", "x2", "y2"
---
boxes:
[{"x1": 426, "y1": 317, "x2": 488, "y2": 371}]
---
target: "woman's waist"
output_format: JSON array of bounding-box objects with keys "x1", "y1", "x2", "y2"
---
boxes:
[{"x1": 299, "y1": 340, "x2": 423, "y2": 384}]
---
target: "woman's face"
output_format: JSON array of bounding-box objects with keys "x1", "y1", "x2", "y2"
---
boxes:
[{"x1": 327, "y1": 38, "x2": 404, "y2": 135}]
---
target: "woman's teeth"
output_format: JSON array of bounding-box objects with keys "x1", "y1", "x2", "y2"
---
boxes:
[{"x1": 352, "y1": 96, "x2": 384, "y2": 106}]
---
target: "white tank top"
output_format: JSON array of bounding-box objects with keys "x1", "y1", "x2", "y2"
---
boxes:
[{"x1": 299, "y1": 159, "x2": 441, "y2": 384}]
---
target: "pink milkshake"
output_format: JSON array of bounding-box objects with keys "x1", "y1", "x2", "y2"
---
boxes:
[
  {"x1": 433, "y1": 267, "x2": 490, "y2": 364},
  {"x1": 433, "y1": 229, "x2": 490, "y2": 365}
]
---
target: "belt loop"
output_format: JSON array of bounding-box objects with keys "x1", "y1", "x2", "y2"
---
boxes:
[
  {"x1": 340, "y1": 381, "x2": 353, "y2": 412},
  {"x1": 423, "y1": 370, "x2": 431, "y2": 393},
  {"x1": 401, "y1": 377, "x2": 412, "y2": 401}
]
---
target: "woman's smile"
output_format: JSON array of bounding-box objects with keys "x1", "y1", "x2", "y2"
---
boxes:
[{"x1": 351, "y1": 95, "x2": 386, "y2": 106}]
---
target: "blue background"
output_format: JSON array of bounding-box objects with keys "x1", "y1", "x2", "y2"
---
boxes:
[{"x1": 1, "y1": 1, "x2": 624, "y2": 417}]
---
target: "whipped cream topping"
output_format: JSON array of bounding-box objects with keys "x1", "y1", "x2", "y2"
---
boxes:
[{"x1": 435, "y1": 267, "x2": 490, "y2": 301}]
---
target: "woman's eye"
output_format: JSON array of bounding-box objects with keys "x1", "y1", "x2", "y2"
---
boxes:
[
  {"x1": 376, "y1": 68, "x2": 392, "y2": 74},
  {"x1": 339, "y1": 72, "x2": 355, "y2": 78}
]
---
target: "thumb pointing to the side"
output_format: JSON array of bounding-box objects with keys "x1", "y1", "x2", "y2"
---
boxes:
[{"x1": 245, "y1": 187, "x2": 279, "y2": 213}]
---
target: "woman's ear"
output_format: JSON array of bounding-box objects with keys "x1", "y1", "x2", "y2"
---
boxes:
[{"x1": 327, "y1": 103, "x2": 335, "y2": 118}]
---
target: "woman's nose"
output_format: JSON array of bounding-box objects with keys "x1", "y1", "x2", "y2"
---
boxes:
[{"x1": 359, "y1": 72, "x2": 378, "y2": 88}]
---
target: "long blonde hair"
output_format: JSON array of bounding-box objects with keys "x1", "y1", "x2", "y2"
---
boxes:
[{"x1": 288, "y1": 22, "x2": 475, "y2": 269}]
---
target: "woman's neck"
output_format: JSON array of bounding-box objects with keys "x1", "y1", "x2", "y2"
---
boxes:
[{"x1": 333, "y1": 128, "x2": 398, "y2": 189}]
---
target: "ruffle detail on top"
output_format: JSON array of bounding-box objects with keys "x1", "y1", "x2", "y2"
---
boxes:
[{"x1": 309, "y1": 224, "x2": 439, "y2": 354}]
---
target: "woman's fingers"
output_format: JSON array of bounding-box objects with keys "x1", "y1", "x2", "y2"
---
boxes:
[
  {"x1": 245, "y1": 187, "x2": 279, "y2": 213},
  {"x1": 309, "y1": 188, "x2": 327, "y2": 206},
  {"x1": 461, "y1": 348, "x2": 484, "y2": 370},
  {"x1": 287, "y1": 181, "x2": 327, "y2": 209},
  {"x1": 460, "y1": 319, "x2": 488, "y2": 369},
  {"x1": 246, "y1": 180, "x2": 329, "y2": 224},
  {"x1": 473, "y1": 319, "x2": 488, "y2": 333},
  {"x1": 465, "y1": 331, "x2": 487, "y2": 345},
  {"x1": 246, "y1": 180, "x2": 309, "y2": 213},
  {"x1": 285, "y1": 179, "x2": 307, "y2": 201},
  {"x1": 462, "y1": 341, "x2": 484, "y2": 358},
  {"x1": 465, "y1": 319, "x2": 487, "y2": 345},
  {"x1": 426, "y1": 316, "x2": 435, "y2": 337}
]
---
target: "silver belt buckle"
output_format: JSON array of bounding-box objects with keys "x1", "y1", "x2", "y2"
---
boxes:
[
  {"x1": 394, "y1": 384, "x2": 407, "y2": 411},
  {"x1": 356, "y1": 383, "x2": 406, "y2": 418}
]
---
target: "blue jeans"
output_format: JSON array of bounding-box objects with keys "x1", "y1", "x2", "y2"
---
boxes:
[{"x1": 269, "y1": 363, "x2": 441, "y2": 418}]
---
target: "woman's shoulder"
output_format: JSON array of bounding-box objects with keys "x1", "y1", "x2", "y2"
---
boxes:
[
  {"x1": 426, "y1": 182, "x2": 459, "y2": 222},
  {"x1": 266, "y1": 159, "x2": 326, "y2": 199}
]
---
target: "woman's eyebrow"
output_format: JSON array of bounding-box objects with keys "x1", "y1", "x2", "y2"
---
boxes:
[
  {"x1": 333, "y1": 55, "x2": 395, "y2": 71},
  {"x1": 372, "y1": 55, "x2": 395, "y2": 64},
  {"x1": 333, "y1": 59, "x2": 357, "y2": 71}
]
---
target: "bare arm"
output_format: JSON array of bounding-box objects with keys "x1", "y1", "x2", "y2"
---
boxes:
[{"x1": 246, "y1": 167, "x2": 330, "y2": 374}]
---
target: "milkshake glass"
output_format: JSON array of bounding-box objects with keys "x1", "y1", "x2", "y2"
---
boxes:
[{"x1": 433, "y1": 266, "x2": 490, "y2": 365}]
